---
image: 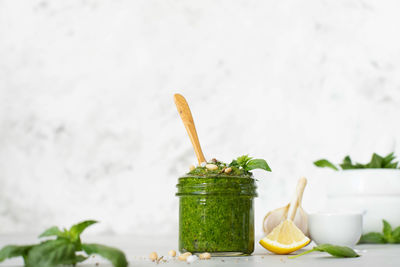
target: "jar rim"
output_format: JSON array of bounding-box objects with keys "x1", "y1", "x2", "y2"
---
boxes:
[{"x1": 176, "y1": 176, "x2": 257, "y2": 197}]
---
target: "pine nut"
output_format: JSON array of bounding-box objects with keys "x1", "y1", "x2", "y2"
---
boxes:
[
  {"x1": 168, "y1": 250, "x2": 176, "y2": 257},
  {"x1": 178, "y1": 252, "x2": 192, "y2": 261},
  {"x1": 149, "y1": 252, "x2": 158, "y2": 262},
  {"x1": 206, "y1": 164, "x2": 218, "y2": 170},
  {"x1": 199, "y1": 252, "x2": 211, "y2": 260},
  {"x1": 224, "y1": 167, "x2": 232, "y2": 173}
]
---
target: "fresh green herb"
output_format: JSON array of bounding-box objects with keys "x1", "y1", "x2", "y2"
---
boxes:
[
  {"x1": 187, "y1": 155, "x2": 271, "y2": 177},
  {"x1": 229, "y1": 155, "x2": 271, "y2": 172},
  {"x1": 359, "y1": 220, "x2": 400, "y2": 244},
  {"x1": 314, "y1": 159, "x2": 339, "y2": 171},
  {"x1": 0, "y1": 220, "x2": 128, "y2": 267},
  {"x1": 82, "y1": 244, "x2": 128, "y2": 267},
  {"x1": 288, "y1": 244, "x2": 360, "y2": 259},
  {"x1": 314, "y1": 152, "x2": 400, "y2": 171}
]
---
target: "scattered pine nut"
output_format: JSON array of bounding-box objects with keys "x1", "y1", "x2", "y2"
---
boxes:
[
  {"x1": 149, "y1": 252, "x2": 158, "y2": 262},
  {"x1": 199, "y1": 252, "x2": 211, "y2": 260},
  {"x1": 205, "y1": 164, "x2": 218, "y2": 170},
  {"x1": 178, "y1": 252, "x2": 192, "y2": 261},
  {"x1": 224, "y1": 167, "x2": 232, "y2": 174},
  {"x1": 168, "y1": 250, "x2": 176, "y2": 257}
]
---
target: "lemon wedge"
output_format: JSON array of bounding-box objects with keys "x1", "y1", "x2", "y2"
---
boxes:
[{"x1": 259, "y1": 219, "x2": 310, "y2": 254}]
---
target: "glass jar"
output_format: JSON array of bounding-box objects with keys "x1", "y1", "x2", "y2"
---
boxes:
[{"x1": 176, "y1": 175, "x2": 257, "y2": 256}]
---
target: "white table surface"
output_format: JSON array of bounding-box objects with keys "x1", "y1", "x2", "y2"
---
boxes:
[{"x1": 0, "y1": 235, "x2": 398, "y2": 267}]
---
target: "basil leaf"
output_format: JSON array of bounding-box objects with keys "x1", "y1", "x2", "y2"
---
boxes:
[
  {"x1": 247, "y1": 159, "x2": 271, "y2": 172},
  {"x1": 229, "y1": 155, "x2": 271, "y2": 174},
  {"x1": 314, "y1": 244, "x2": 360, "y2": 258},
  {"x1": 392, "y1": 226, "x2": 400, "y2": 242},
  {"x1": 39, "y1": 226, "x2": 63, "y2": 238},
  {"x1": 343, "y1": 155, "x2": 352, "y2": 164},
  {"x1": 382, "y1": 152, "x2": 395, "y2": 167},
  {"x1": 339, "y1": 156, "x2": 355, "y2": 169},
  {"x1": 353, "y1": 163, "x2": 366, "y2": 169},
  {"x1": 0, "y1": 220, "x2": 128, "y2": 267},
  {"x1": 359, "y1": 232, "x2": 386, "y2": 244},
  {"x1": 26, "y1": 239, "x2": 80, "y2": 267},
  {"x1": 236, "y1": 155, "x2": 252, "y2": 168},
  {"x1": 0, "y1": 245, "x2": 33, "y2": 262},
  {"x1": 368, "y1": 153, "x2": 384, "y2": 168},
  {"x1": 289, "y1": 244, "x2": 359, "y2": 259},
  {"x1": 385, "y1": 162, "x2": 399, "y2": 168},
  {"x1": 69, "y1": 220, "x2": 98, "y2": 241},
  {"x1": 67, "y1": 255, "x2": 87, "y2": 264},
  {"x1": 228, "y1": 159, "x2": 239, "y2": 167},
  {"x1": 314, "y1": 159, "x2": 339, "y2": 171},
  {"x1": 82, "y1": 243, "x2": 128, "y2": 267},
  {"x1": 361, "y1": 220, "x2": 400, "y2": 244},
  {"x1": 315, "y1": 152, "x2": 400, "y2": 170},
  {"x1": 383, "y1": 220, "x2": 393, "y2": 242}
]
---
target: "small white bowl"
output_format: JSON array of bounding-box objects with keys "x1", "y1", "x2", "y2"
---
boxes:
[
  {"x1": 308, "y1": 212, "x2": 362, "y2": 248},
  {"x1": 326, "y1": 169, "x2": 400, "y2": 233}
]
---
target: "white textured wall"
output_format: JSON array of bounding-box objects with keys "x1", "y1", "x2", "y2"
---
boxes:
[{"x1": 1, "y1": 0, "x2": 400, "y2": 236}]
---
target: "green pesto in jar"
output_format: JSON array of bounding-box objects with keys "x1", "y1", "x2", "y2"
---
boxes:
[{"x1": 176, "y1": 173, "x2": 257, "y2": 256}]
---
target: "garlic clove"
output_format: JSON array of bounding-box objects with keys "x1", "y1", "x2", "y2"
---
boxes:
[
  {"x1": 293, "y1": 207, "x2": 309, "y2": 236},
  {"x1": 263, "y1": 205, "x2": 309, "y2": 237},
  {"x1": 262, "y1": 205, "x2": 289, "y2": 235}
]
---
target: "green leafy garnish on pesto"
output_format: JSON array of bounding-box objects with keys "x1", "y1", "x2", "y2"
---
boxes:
[
  {"x1": 314, "y1": 152, "x2": 400, "y2": 171},
  {"x1": 187, "y1": 155, "x2": 271, "y2": 177},
  {"x1": 229, "y1": 155, "x2": 271, "y2": 172},
  {"x1": 0, "y1": 220, "x2": 128, "y2": 267},
  {"x1": 288, "y1": 244, "x2": 360, "y2": 259}
]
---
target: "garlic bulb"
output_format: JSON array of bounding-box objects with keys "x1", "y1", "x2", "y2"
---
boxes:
[
  {"x1": 262, "y1": 177, "x2": 309, "y2": 236},
  {"x1": 263, "y1": 204, "x2": 309, "y2": 236}
]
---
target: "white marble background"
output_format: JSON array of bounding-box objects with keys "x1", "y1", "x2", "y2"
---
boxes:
[{"x1": 1, "y1": 0, "x2": 400, "y2": 236}]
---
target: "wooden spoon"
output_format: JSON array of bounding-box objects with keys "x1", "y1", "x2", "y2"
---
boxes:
[
  {"x1": 174, "y1": 93, "x2": 206, "y2": 165},
  {"x1": 263, "y1": 177, "x2": 309, "y2": 236}
]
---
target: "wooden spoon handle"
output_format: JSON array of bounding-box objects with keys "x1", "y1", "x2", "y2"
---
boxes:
[
  {"x1": 288, "y1": 177, "x2": 307, "y2": 221},
  {"x1": 174, "y1": 93, "x2": 206, "y2": 165}
]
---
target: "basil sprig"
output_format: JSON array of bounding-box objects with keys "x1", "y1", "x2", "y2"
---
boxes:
[
  {"x1": 359, "y1": 220, "x2": 400, "y2": 244},
  {"x1": 314, "y1": 152, "x2": 399, "y2": 171},
  {"x1": 0, "y1": 220, "x2": 128, "y2": 267},
  {"x1": 229, "y1": 155, "x2": 271, "y2": 172},
  {"x1": 289, "y1": 244, "x2": 360, "y2": 259}
]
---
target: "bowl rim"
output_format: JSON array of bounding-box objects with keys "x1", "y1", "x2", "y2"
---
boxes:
[
  {"x1": 309, "y1": 212, "x2": 363, "y2": 217},
  {"x1": 334, "y1": 168, "x2": 400, "y2": 173}
]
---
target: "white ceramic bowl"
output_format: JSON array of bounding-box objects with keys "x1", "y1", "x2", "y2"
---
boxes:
[
  {"x1": 326, "y1": 169, "x2": 400, "y2": 233},
  {"x1": 308, "y1": 213, "x2": 362, "y2": 248}
]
